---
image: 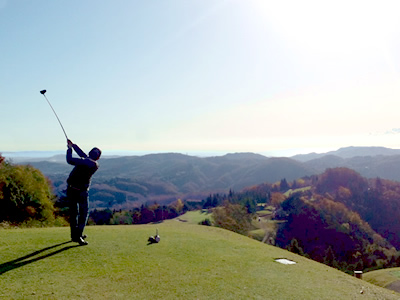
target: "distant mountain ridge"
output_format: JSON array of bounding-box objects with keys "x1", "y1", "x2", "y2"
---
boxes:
[
  {"x1": 11, "y1": 146, "x2": 400, "y2": 209},
  {"x1": 5, "y1": 145, "x2": 400, "y2": 162},
  {"x1": 291, "y1": 146, "x2": 400, "y2": 162},
  {"x1": 23, "y1": 152, "x2": 314, "y2": 209}
]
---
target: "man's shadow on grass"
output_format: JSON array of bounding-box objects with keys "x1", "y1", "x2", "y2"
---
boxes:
[{"x1": 0, "y1": 241, "x2": 80, "y2": 275}]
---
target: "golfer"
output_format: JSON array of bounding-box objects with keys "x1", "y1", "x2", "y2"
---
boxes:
[{"x1": 66, "y1": 139, "x2": 101, "y2": 245}]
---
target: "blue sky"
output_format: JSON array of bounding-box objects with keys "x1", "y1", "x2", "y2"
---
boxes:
[{"x1": 1, "y1": 0, "x2": 400, "y2": 157}]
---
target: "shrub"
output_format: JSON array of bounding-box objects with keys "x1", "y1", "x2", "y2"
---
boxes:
[{"x1": 199, "y1": 218, "x2": 212, "y2": 226}]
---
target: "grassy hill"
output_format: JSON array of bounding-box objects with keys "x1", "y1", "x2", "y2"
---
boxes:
[
  {"x1": 363, "y1": 268, "x2": 400, "y2": 294},
  {"x1": 1, "y1": 222, "x2": 398, "y2": 299}
]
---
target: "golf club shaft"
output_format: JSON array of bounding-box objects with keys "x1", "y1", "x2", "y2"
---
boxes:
[{"x1": 42, "y1": 94, "x2": 68, "y2": 140}]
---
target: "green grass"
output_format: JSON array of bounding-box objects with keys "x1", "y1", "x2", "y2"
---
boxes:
[
  {"x1": 177, "y1": 210, "x2": 212, "y2": 224},
  {"x1": 284, "y1": 186, "x2": 312, "y2": 197},
  {"x1": 248, "y1": 228, "x2": 265, "y2": 241},
  {"x1": 257, "y1": 209, "x2": 272, "y2": 215},
  {"x1": 1, "y1": 222, "x2": 399, "y2": 299},
  {"x1": 363, "y1": 268, "x2": 400, "y2": 289}
]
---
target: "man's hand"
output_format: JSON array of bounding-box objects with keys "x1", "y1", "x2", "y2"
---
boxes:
[{"x1": 67, "y1": 139, "x2": 73, "y2": 149}]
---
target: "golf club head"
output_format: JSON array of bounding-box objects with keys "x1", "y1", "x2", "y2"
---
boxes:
[{"x1": 40, "y1": 90, "x2": 46, "y2": 95}]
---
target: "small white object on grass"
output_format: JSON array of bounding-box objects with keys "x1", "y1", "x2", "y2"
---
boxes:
[{"x1": 275, "y1": 258, "x2": 296, "y2": 265}]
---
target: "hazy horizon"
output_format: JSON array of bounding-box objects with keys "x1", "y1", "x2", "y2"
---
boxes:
[{"x1": 2, "y1": 145, "x2": 399, "y2": 160}]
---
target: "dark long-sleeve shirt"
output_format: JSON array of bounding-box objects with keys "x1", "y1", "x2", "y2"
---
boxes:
[{"x1": 66, "y1": 144, "x2": 99, "y2": 190}]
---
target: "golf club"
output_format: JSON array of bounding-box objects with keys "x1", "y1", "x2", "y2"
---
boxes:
[{"x1": 40, "y1": 90, "x2": 69, "y2": 140}]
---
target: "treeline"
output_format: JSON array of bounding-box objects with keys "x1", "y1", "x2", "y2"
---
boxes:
[
  {"x1": 86, "y1": 188, "x2": 261, "y2": 226},
  {"x1": 0, "y1": 154, "x2": 66, "y2": 227},
  {"x1": 88, "y1": 199, "x2": 190, "y2": 225},
  {"x1": 201, "y1": 189, "x2": 259, "y2": 213},
  {"x1": 201, "y1": 178, "x2": 304, "y2": 211}
]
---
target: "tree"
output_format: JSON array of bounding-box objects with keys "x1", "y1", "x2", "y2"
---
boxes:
[
  {"x1": 287, "y1": 238, "x2": 304, "y2": 256},
  {"x1": 323, "y1": 246, "x2": 339, "y2": 268},
  {"x1": 132, "y1": 208, "x2": 141, "y2": 223},
  {"x1": 270, "y1": 192, "x2": 286, "y2": 207},
  {"x1": 212, "y1": 201, "x2": 253, "y2": 235},
  {"x1": 171, "y1": 199, "x2": 184, "y2": 214},
  {"x1": 0, "y1": 162, "x2": 59, "y2": 225},
  {"x1": 316, "y1": 168, "x2": 368, "y2": 196},
  {"x1": 88, "y1": 209, "x2": 113, "y2": 225},
  {"x1": 139, "y1": 204, "x2": 155, "y2": 224},
  {"x1": 202, "y1": 194, "x2": 213, "y2": 209},
  {"x1": 280, "y1": 178, "x2": 290, "y2": 192},
  {"x1": 244, "y1": 197, "x2": 257, "y2": 214},
  {"x1": 111, "y1": 210, "x2": 133, "y2": 225}
]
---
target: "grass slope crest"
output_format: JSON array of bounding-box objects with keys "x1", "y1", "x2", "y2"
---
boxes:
[{"x1": 1, "y1": 221, "x2": 399, "y2": 299}]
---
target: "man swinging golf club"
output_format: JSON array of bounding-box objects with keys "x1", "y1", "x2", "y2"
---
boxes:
[
  {"x1": 39, "y1": 90, "x2": 101, "y2": 245},
  {"x1": 66, "y1": 139, "x2": 101, "y2": 246}
]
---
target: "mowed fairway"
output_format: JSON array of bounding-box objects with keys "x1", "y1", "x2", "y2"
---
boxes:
[{"x1": 1, "y1": 221, "x2": 399, "y2": 299}]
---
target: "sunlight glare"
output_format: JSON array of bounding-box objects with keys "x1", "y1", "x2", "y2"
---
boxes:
[{"x1": 253, "y1": 0, "x2": 400, "y2": 59}]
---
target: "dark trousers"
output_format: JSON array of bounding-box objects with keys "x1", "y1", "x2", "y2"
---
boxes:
[{"x1": 67, "y1": 186, "x2": 89, "y2": 240}]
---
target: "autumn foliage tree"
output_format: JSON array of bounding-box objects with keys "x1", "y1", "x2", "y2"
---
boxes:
[
  {"x1": 275, "y1": 190, "x2": 397, "y2": 273},
  {"x1": 0, "y1": 161, "x2": 63, "y2": 226},
  {"x1": 212, "y1": 200, "x2": 254, "y2": 235},
  {"x1": 316, "y1": 168, "x2": 368, "y2": 200}
]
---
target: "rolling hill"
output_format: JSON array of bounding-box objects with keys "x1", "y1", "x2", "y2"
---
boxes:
[
  {"x1": 10, "y1": 146, "x2": 400, "y2": 209},
  {"x1": 25, "y1": 152, "x2": 315, "y2": 209},
  {"x1": 363, "y1": 267, "x2": 400, "y2": 294},
  {"x1": 0, "y1": 220, "x2": 398, "y2": 299}
]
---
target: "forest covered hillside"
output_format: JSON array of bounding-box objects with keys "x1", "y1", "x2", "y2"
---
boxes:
[
  {"x1": 14, "y1": 147, "x2": 400, "y2": 210},
  {"x1": 26, "y1": 152, "x2": 314, "y2": 209},
  {"x1": 241, "y1": 167, "x2": 400, "y2": 273}
]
